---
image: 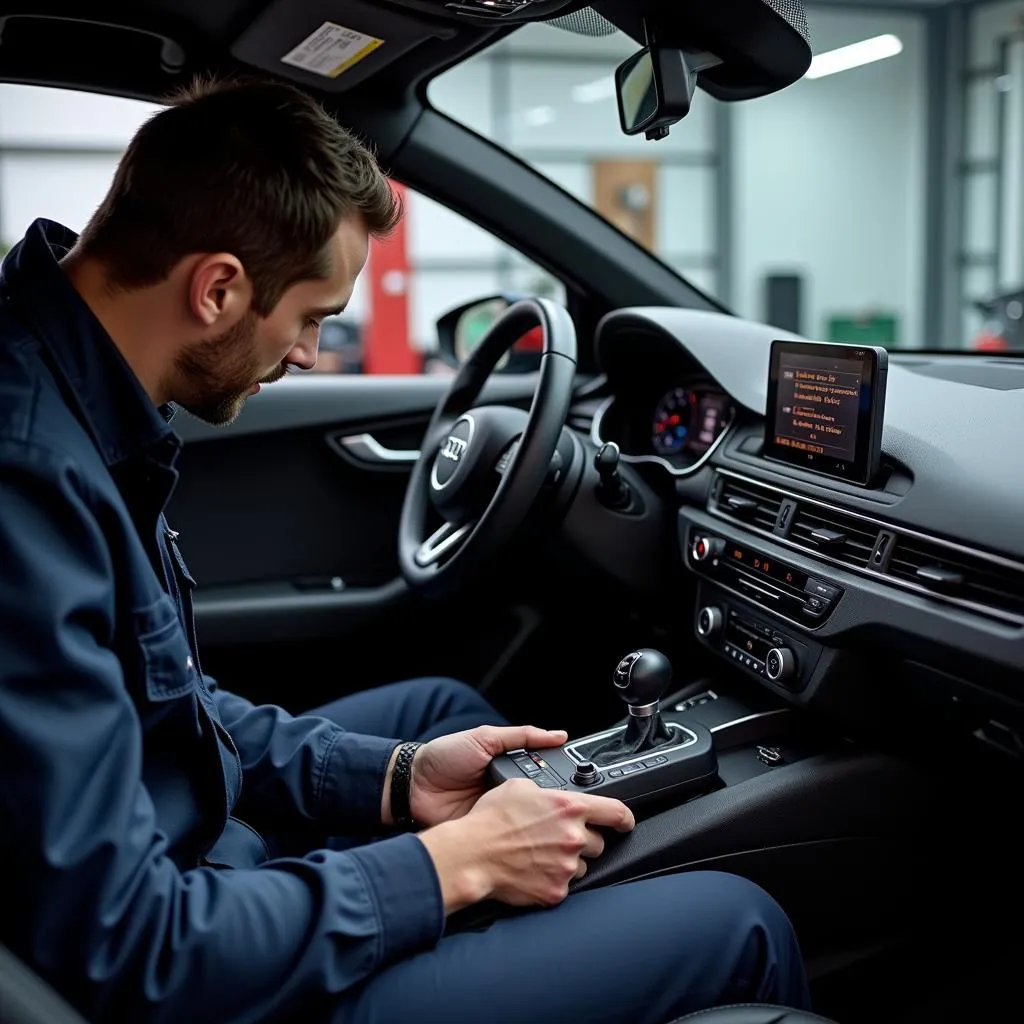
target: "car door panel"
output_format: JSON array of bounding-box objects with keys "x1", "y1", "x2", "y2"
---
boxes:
[{"x1": 165, "y1": 373, "x2": 540, "y2": 696}]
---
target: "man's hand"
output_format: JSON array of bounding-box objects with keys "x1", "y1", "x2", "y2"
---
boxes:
[
  {"x1": 406, "y1": 724, "x2": 568, "y2": 828},
  {"x1": 417, "y1": 779, "x2": 635, "y2": 914}
]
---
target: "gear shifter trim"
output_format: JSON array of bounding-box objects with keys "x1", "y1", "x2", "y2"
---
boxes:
[
  {"x1": 628, "y1": 700, "x2": 659, "y2": 718},
  {"x1": 565, "y1": 722, "x2": 698, "y2": 772}
]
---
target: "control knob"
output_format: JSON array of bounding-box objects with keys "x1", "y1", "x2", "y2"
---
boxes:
[
  {"x1": 696, "y1": 606, "x2": 723, "y2": 638},
  {"x1": 691, "y1": 535, "x2": 724, "y2": 563},
  {"x1": 765, "y1": 647, "x2": 797, "y2": 683},
  {"x1": 571, "y1": 760, "x2": 601, "y2": 786}
]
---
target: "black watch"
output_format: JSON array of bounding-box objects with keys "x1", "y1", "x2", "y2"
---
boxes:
[{"x1": 389, "y1": 741, "x2": 422, "y2": 830}]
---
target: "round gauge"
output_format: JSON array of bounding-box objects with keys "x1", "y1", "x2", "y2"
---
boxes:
[{"x1": 651, "y1": 387, "x2": 699, "y2": 455}]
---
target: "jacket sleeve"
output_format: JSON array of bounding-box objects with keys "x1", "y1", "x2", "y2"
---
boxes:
[
  {"x1": 0, "y1": 441, "x2": 444, "y2": 1024},
  {"x1": 209, "y1": 685, "x2": 403, "y2": 834}
]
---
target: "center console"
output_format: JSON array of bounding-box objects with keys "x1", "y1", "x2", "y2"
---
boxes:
[
  {"x1": 476, "y1": 339, "x2": 955, "y2": 976},
  {"x1": 686, "y1": 526, "x2": 836, "y2": 692},
  {"x1": 489, "y1": 648, "x2": 720, "y2": 806}
]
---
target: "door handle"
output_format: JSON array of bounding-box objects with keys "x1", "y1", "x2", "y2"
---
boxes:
[{"x1": 336, "y1": 432, "x2": 420, "y2": 465}]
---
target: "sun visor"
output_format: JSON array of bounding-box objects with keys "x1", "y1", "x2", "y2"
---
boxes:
[
  {"x1": 592, "y1": 0, "x2": 812, "y2": 101},
  {"x1": 230, "y1": 0, "x2": 457, "y2": 93}
]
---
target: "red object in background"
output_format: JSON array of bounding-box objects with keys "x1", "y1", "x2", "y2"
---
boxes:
[
  {"x1": 514, "y1": 325, "x2": 544, "y2": 352},
  {"x1": 363, "y1": 181, "x2": 419, "y2": 374},
  {"x1": 973, "y1": 331, "x2": 1010, "y2": 352}
]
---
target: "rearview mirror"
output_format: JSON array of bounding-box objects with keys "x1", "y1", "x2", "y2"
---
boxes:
[
  {"x1": 615, "y1": 40, "x2": 722, "y2": 141},
  {"x1": 599, "y1": 1, "x2": 812, "y2": 103}
]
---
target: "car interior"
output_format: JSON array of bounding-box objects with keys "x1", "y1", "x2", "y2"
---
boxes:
[{"x1": 1, "y1": 1, "x2": 1022, "y2": 1023}]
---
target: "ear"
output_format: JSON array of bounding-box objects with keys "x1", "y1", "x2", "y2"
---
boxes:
[{"x1": 187, "y1": 253, "x2": 251, "y2": 328}]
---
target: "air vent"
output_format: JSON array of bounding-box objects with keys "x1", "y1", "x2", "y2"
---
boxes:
[
  {"x1": 716, "y1": 477, "x2": 783, "y2": 532},
  {"x1": 887, "y1": 538, "x2": 1024, "y2": 619},
  {"x1": 709, "y1": 471, "x2": 1024, "y2": 624},
  {"x1": 788, "y1": 505, "x2": 880, "y2": 568}
]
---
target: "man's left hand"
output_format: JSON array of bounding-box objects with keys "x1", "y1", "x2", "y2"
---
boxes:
[{"x1": 409, "y1": 725, "x2": 568, "y2": 827}]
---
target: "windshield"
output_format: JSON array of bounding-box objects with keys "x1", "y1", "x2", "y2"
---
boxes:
[{"x1": 430, "y1": 5, "x2": 1024, "y2": 353}]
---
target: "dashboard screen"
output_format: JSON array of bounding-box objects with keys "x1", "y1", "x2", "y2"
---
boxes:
[{"x1": 765, "y1": 340, "x2": 888, "y2": 486}]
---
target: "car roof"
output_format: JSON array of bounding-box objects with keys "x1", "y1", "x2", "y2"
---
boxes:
[
  {"x1": 0, "y1": 2, "x2": 811, "y2": 121},
  {"x1": 0, "y1": 2, "x2": 564, "y2": 104}
]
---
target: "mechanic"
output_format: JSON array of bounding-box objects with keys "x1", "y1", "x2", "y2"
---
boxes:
[{"x1": 0, "y1": 76, "x2": 812, "y2": 1024}]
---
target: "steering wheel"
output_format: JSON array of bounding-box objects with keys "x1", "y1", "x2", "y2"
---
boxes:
[{"x1": 399, "y1": 297, "x2": 577, "y2": 596}]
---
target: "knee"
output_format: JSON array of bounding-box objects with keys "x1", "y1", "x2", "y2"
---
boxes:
[
  {"x1": 700, "y1": 870, "x2": 789, "y2": 923},
  {"x1": 685, "y1": 871, "x2": 810, "y2": 1007},
  {"x1": 419, "y1": 676, "x2": 493, "y2": 717}
]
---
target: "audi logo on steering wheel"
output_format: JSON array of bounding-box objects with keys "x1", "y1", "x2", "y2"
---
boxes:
[{"x1": 440, "y1": 435, "x2": 468, "y2": 462}]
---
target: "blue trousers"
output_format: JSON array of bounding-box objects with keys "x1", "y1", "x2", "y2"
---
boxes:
[{"x1": 303, "y1": 678, "x2": 812, "y2": 1024}]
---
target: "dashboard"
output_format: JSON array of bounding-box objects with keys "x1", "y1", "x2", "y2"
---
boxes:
[{"x1": 586, "y1": 306, "x2": 1024, "y2": 759}]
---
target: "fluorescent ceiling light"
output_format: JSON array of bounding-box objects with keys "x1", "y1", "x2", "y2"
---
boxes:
[
  {"x1": 523, "y1": 105, "x2": 556, "y2": 126},
  {"x1": 571, "y1": 77, "x2": 616, "y2": 103},
  {"x1": 804, "y1": 34, "x2": 903, "y2": 79}
]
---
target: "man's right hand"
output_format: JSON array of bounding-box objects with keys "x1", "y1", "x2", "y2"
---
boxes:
[{"x1": 416, "y1": 778, "x2": 635, "y2": 914}]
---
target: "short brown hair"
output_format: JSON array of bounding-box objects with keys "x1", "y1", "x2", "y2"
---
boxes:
[{"x1": 76, "y1": 75, "x2": 401, "y2": 315}]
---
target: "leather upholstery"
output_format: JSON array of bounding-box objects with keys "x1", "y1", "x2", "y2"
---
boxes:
[{"x1": 670, "y1": 1004, "x2": 838, "y2": 1024}]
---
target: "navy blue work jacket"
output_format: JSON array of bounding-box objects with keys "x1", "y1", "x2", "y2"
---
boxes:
[{"x1": 0, "y1": 220, "x2": 443, "y2": 1023}]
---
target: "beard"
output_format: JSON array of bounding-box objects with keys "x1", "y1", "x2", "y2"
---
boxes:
[{"x1": 172, "y1": 311, "x2": 288, "y2": 425}]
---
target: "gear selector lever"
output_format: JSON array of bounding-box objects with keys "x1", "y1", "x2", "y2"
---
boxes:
[
  {"x1": 487, "y1": 648, "x2": 718, "y2": 808},
  {"x1": 585, "y1": 649, "x2": 675, "y2": 766}
]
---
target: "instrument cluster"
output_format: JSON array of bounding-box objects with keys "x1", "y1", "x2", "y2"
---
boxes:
[
  {"x1": 650, "y1": 385, "x2": 733, "y2": 461},
  {"x1": 593, "y1": 378, "x2": 735, "y2": 474}
]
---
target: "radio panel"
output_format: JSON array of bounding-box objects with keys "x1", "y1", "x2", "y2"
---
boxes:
[{"x1": 686, "y1": 526, "x2": 844, "y2": 626}]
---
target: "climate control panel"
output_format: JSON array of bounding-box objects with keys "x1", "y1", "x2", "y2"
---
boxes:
[{"x1": 694, "y1": 587, "x2": 821, "y2": 691}]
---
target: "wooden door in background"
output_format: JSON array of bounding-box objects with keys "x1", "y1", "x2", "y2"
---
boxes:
[{"x1": 593, "y1": 159, "x2": 657, "y2": 250}]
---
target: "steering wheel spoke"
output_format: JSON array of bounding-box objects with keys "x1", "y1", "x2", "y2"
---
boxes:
[{"x1": 415, "y1": 520, "x2": 476, "y2": 567}]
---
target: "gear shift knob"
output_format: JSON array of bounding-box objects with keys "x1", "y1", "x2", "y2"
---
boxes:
[{"x1": 613, "y1": 648, "x2": 673, "y2": 713}]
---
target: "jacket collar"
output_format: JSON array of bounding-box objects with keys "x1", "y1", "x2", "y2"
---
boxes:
[{"x1": 0, "y1": 218, "x2": 177, "y2": 466}]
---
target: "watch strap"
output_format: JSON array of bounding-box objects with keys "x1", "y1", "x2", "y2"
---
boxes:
[{"x1": 389, "y1": 741, "x2": 422, "y2": 830}]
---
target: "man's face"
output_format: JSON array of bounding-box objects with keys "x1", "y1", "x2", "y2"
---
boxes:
[{"x1": 173, "y1": 216, "x2": 369, "y2": 425}]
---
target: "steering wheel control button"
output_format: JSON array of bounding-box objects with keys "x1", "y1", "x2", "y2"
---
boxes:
[
  {"x1": 765, "y1": 647, "x2": 797, "y2": 683},
  {"x1": 495, "y1": 439, "x2": 520, "y2": 475},
  {"x1": 696, "y1": 605, "x2": 723, "y2": 637},
  {"x1": 571, "y1": 761, "x2": 601, "y2": 786}
]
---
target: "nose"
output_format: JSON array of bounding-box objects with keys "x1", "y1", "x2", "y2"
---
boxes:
[{"x1": 288, "y1": 335, "x2": 319, "y2": 371}]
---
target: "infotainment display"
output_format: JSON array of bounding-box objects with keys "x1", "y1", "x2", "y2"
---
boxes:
[{"x1": 765, "y1": 339, "x2": 887, "y2": 486}]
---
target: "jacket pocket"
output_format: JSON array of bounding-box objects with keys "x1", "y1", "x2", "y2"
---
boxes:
[{"x1": 133, "y1": 595, "x2": 198, "y2": 702}]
